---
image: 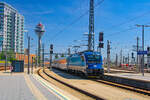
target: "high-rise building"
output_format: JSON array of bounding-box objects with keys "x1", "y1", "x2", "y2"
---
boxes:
[{"x1": 0, "y1": 2, "x2": 24, "y2": 53}]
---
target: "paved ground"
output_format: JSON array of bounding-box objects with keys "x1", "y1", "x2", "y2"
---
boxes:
[
  {"x1": 0, "y1": 70, "x2": 70, "y2": 100},
  {"x1": 0, "y1": 75, "x2": 36, "y2": 100},
  {"x1": 29, "y1": 75, "x2": 60, "y2": 100}
]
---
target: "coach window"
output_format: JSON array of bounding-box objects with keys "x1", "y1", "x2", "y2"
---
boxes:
[{"x1": 81, "y1": 56, "x2": 85, "y2": 61}]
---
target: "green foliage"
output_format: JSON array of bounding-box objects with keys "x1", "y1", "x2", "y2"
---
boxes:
[
  {"x1": 7, "y1": 50, "x2": 16, "y2": 62},
  {"x1": 55, "y1": 54, "x2": 59, "y2": 59},
  {"x1": 0, "y1": 60, "x2": 10, "y2": 63},
  {"x1": 0, "y1": 50, "x2": 16, "y2": 62},
  {"x1": 37, "y1": 56, "x2": 42, "y2": 63},
  {"x1": 61, "y1": 54, "x2": 65, "y2": 57},
  {"x1": 33, "y1": 57, "x2": 36, "y2": 64},
  {"x1": 0, "y1": 51, "x2": 5, "y2": 60}
]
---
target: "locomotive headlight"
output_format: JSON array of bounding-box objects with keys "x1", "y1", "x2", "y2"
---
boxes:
[{"x1": 94, "y1": 65, "x2": 97, "y2": 67}]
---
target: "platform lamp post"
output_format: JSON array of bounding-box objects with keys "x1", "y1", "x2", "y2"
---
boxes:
[
  {"x1": 27, "y1": 37, "x2": 33, "y2": 74},
  {"x1": 25, "y1": 30, "x2": 33, "y2": 74},
  {"x1": 24, "y1": 30, "x2": 30, "y2": 74},
  {"x1": 31, "y1": 56, "x2": 33, "y2": 74},
  {"x1": 27, "y1": 35, "x2": 30, "y2": 74}
]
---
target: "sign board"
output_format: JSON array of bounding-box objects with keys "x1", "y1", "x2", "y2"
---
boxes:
[{"x1": 137, "y1": 51, "x2": 147, "y2": 55}]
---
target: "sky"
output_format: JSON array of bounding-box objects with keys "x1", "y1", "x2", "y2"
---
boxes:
[{"x1": 1, "y1": 0, "x2": 150, "y2": 60}]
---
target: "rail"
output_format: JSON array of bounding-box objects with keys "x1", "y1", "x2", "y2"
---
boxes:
[{"x1": 37, "y1": 68, "x2": 105, "y2": 100}]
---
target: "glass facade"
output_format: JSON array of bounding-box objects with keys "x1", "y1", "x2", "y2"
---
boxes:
[{"x1": 0, "y1": 2, "x2": 24, "y2": 53}]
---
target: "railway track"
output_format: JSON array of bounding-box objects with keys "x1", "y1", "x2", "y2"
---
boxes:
[
  {"x1": 37, "y1": 68, "x2": 104, "y2": 100},
  {"x1": 0, "y1": 67, "x2": 9, "y2": 71},
  {"x1": 37, "y1": 68, "x2": 150, "y2": 100},
  {"x1": 52, "y1": 67, "x2": 150, "y2": 97},
  {"x1": 93, "y1": 79, "x2": 150, "y2": 96}
]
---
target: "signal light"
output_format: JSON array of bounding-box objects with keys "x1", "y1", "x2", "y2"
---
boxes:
[
  {"x1": 147, "y1": 47, "x2": 150, "y2": 56},
  {"x1": 50, "y1": 44, "x2": 53, "y2": 49},
  {"x1": 99, "y1": 43, "x2": 104, "y2": 48},
  {"x1": 50, "y1": 44, "x2": 53, "y2": 54},
  {"x1": 131, "y1": 52, "x2": 134, "y2": 58},
  {"x1": 99, "y1": 32, "x2": 103, "y2": 42},
  {"x1": 147, "y1": 47, "x2": 150, "y2": 51}
]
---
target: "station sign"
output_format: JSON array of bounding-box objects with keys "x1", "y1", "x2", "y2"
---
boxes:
[{"x1": 137, "y1": 51, "x2": 147, "y2": 55}]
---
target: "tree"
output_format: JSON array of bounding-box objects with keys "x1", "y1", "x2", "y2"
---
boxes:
[
  {"x1": 7, "y1": 50, "x2": 16, "y2": 62},
  {"x1": 61, "y1": 54, "x2": 65, "y2": 57},
  {"x1": 0, "y1": 51, "x2": 5, "y2": 60},
  {"x1": 0, "y1": 50, "x2": 16, "y2": 62},
  {"x1": 55, "y1": 54, "x2": 59, "y2": 59}
]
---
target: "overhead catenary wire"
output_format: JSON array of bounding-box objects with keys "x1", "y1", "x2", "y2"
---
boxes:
[
  {"x1": 48, "y1": 0, "x2": 150, "y2": 52},
  {"x1": 50, "y1": 0, "x2": 104, "y2": 42},
  {"x1": 104, "y1": 11, "x2": 150, "y2": 32},
  {"x1": 105, "y1": 21, "x2": 150, "y2": 39},
  {"x1": 105, "y1": 26, "x2": 137, "y2": 38},
  {"x1": 50, "y1": 0, "x2": 150, "y2": 43},
  {"x1": 102, "y1": 10, "x2": 150, "y2": 39}
]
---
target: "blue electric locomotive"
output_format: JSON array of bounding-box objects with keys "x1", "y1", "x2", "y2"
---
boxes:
[{"x1": 67, "y1": 51, "x2": 104, "y2": 76}]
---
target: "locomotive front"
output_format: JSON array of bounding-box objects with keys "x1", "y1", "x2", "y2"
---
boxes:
[{"x1": 84, "y1": 52, "x2": 104, "y2": 76}]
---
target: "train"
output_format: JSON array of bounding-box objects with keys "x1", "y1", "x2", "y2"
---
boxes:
[{"x1": 52, "y1": 51, "x2": 104, "y2": 76}]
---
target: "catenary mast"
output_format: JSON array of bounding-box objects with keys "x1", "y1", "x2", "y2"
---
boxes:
[{"x1": 88, "y1": 0, "x2": 95, "y2": 51}]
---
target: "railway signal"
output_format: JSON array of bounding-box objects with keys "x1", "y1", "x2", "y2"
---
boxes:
[
  {"x1": 50, "y1": 44, "x2": 53, "y2": 54},
  {"x1": 147, "y1": 47, "x2": 150, "y2": 69},
  {"x1": 99, "y1": 43, "x2": 104, "y2": 48},
  {"x1": 99, "y1": 32, "x2": 103, "y2": 42},
  {"x1": 49, "y1": 44, "x2": 53, "y2": 70},
  {"x1": 98, "y1": 32, "x2": 104, "y2": 53}
]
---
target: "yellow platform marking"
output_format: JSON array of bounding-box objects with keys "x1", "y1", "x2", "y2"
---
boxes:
[
  {"x1": 33, "y1": 74, "x2": 74, "y2": 100},
  {"x1": 24, "y1": 75, "x2": 48, "y2": 100}
]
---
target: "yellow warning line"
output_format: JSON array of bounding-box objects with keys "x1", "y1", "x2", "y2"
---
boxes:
[
  {"x1": 24, "y1": 75, "x2": 48, "y2": 100},
  {"x1": 33, "y1": 74, "x2": 71, "y2": 100}
]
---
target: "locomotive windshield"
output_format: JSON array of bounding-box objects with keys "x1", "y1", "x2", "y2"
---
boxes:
[{"x1": 86, "y1": 54, "x2": 101, "y2": 63}]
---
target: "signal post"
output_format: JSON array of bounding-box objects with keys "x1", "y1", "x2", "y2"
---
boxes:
[
  {"x1": 107, "y1": 40, "x2": 111, "y2": 73},
  {"x1": 98, "y1": 32, "x2": 104, "y2": 53},
  {"x1": 49, "y1": 44, "x2": 53, "y2": 70}
]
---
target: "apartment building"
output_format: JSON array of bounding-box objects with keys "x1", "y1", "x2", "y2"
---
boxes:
[{"x1": 0, "y1": 2, "x2": 24, "y2": 53}]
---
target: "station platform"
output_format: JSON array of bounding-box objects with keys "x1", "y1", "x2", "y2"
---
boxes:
[
  {"x1": 0, "y1": 70, "x2": 78, "y2": 100},
  {"x1": 105, "y1": 72, "x2": 150, "y2": 82}
]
